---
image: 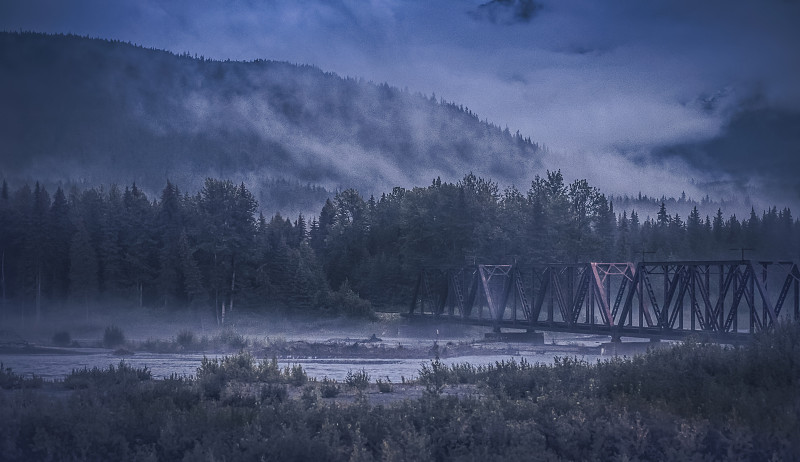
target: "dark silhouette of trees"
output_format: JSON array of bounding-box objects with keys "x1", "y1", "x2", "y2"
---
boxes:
[{"x1": 0, "y1": 174, "x2": 797, "y2": 313}]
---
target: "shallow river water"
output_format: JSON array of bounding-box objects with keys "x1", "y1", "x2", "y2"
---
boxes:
[
  {"x1": 0, "y1": 336, "x2": 617, "y2": 382},
  {"x1": 1, "y1": 314, "x2": 655, "y2": 382}
]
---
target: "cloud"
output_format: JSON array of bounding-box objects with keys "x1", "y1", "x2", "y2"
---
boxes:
[
  {"x1": 1, "y1": 0, "x2": 799, "y2": 205},
  {"x1": 468, "y1": 0, "x2": 543, "y2": 25}
]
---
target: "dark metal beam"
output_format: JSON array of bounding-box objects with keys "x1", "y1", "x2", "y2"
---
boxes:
[{"x1": 409, "y1": 260, "x2": 799, "y2": 342}]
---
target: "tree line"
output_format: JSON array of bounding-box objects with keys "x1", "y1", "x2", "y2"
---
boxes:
[{"x1": 1, "y1": 172, "x2": 798, "y2": 316}]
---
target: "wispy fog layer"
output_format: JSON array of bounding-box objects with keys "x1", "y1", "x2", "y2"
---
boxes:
[
  {"x1": 1, "y1": 0, "x2": 799, "y2": 207},
  {"x1": 0, "y1": 33, "x2": 540, "y2": 216}
]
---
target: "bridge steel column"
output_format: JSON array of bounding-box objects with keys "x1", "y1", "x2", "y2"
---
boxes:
[{"x1": 407, "y1": 260, "x2": 800, "y2": 341}]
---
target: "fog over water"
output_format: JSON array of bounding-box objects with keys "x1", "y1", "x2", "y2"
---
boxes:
[{"x1": 0, "y1": 310, "x2": 611, "y2": 382}]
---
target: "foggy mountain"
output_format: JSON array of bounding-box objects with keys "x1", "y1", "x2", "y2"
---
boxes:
[
  {"x1": 655, "y1": 107, "x2": 800, "y2": 205},
  {"x1": 0, "y1": 32, "x2": 541, "y2": 212}
]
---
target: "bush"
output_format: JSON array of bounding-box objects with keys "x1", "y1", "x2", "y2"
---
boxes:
[
  {"x1": 418, "y1": 358, "x2": 449, "y2": 394},
  {"x1": 64, "y1": 361, "x2": 151, "y2": 389},
  {"x1": 285, "y1": 364, "x2": 308, "y2": 386},
  {"x1": 376, "y1": 377, "x2": 393, "y2": 393},
  {"x1": 103, "y1": 325, "x2": 125, "y2": 348},
  {"x1": 196, "y1": 353, "x2": 307, "y2": 398},
  {"x1": 222, "y1": 383, "x2": 258, "y2": 407},
  {"x1": 197, "y1": 352, "x2": 257, "y2": 384},
  {"x1": 261, "y1": 383, "x2": 288, "y2": 403},
  {"x1": 3, "y1": 326, "x2": 800, "y2": 460},
  {"x1": 256, "y1": 356, "x2": 283, "y2": 382},
  {"x1": 0, "y1": 363, "x2": 43, "y2": 389},
  {"x1": 320, "y1": 378, "x2": 341, "y2": 398},
  {"x1": 301, "y1": 385, "x2": 319, "y2": 408},
  {"x1": 216, "y1": 329, "x2": 248, "y2": 350},
  {"x1": 345, "y1": 369, "x2": 370, "y2": 390},
  {"x1": 52, "y1": 330, "x2": 71, "y2": 346},
  {"x1": 328, "y1": 280, "x2": 373, "y2": 317},
  {"x1": 176, "y1": 329, "x2": 195, "y2": 349}
]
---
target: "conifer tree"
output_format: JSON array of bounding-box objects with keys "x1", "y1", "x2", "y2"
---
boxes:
[
  {"x1": 48, "y1": 187, "x2": 72, "y2": 300},
  {"x1": 179, "y1": 230, "x2": 207, "y2": 309},
  {"x1": 69, "y1": 222, "x2": 99, "y2": 318}
]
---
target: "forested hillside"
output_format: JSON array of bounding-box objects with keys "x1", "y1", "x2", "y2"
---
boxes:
[
  {"x1": 1, "y1": 174, "x2": 797, "y2": 318},
  {"x1": 0, "y1": 32, "x2": 540, "y2": 212}
]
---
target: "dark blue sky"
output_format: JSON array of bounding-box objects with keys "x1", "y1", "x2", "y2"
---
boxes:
[{"x1": 2, "y1": 0, "x2": 799, "y2": 203}]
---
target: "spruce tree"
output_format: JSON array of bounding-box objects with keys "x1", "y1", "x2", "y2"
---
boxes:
[{"x1": 69, "y1": 222, "x2": 99, "y2": 318}]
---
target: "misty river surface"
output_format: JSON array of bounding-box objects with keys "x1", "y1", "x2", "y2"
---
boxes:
[{"x1": 0, "y1": 338, "x2": 612, "y2": 382}]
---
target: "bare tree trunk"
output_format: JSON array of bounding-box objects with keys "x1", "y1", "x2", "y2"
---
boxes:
[
  {"x1": 215, "y1": 288, "x2": 220, "y2": 325},
  {"x1": 229, "y1": 268, "x2": 236, "y2": 312},
  {"x1": 1, "y1": 250, "x2": 5, "y2": 317},
  {"x1": 214, "y1": 251, "x2": 220, "y2": 325},
  {"x1": 35, "y1": 268, "x2": 41, "y2": 324}
]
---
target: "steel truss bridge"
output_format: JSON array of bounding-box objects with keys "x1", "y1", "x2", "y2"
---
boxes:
[{"x1": 408, "y1": 261, "x2": 800, "y2": 342}]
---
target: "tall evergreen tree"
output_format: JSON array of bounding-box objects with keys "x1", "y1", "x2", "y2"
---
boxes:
[
  {"x1": 48, "y1": 187, "x2": 72, "y2": 301},
  {"x1": 687, "y1": 206, "x2": 703, "y2": 256},
  {"x1": 69, "y1": 222, "x2": 99, "y2": 319},
  {"x1": 0, "y1": 180, "x2": 9, "y2": 311},
  {"x1": 179, "y1": 230, "x2": 207, "y2": 309}
]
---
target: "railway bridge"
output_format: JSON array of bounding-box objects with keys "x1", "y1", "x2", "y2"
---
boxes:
[{"x1": 407, "y1": 260, "x2": 800, "y2": 343}]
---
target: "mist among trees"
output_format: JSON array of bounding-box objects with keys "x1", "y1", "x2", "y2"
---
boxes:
[
  {"x1": 1, "y1": 173, "x2": 797, "y2": 318},
  {"x1": 0, "y1": 32, "x2": 541, "y2": 201}
]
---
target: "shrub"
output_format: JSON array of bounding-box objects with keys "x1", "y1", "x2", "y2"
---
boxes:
[
  {"x1": 176, "y1": 329, "x2": 195, "y2": 349},
  {"x1": 216, "y1": 329, "x2": 248, "y2": 350},
  {"x1": 301, "y1": 385, "x2": 319, "y2": 408},
  {"x1": 256, "y1": 356, "x2": 282, "y2": 383},
  {"x1": 345, "y1": 369, "x2": 370, "y2": 390},
  {"x1": 64, "y1": 361, "x2": 151, "y2": 389},
  {"x1": 146, "y1": 374, "x2": 200, "y2": 410},
  {"x1": 222, "y1": 384, "x2": 258, "y2": 407},
  {"x1": 418, "y1": 358, "x2": 449, "y2": 394},
  {"x1": 197, "y1": 356, "x2": 226, "y2": 399},
  {"x1": 103, "y1": 325, "x2": 125, "y2": 348},
  {"x1": 320, "y1": 378, "x2": 341, "y2": 398},
  {"x1": 328, "y1": 280, "x2": 373, "y2": 317},
  {"x1": 285, "y1": 364, "x2": 308, "y2": 386},
  {"x1": 260, "y1": 383, "x2": 288, "y2": 403},
  {"x1": 52, "y1": 330, "x2": 72, "y2": 346},
  {"x1": 196, "y1": 353, "x2": 306, "y2": 396},
  {"x1": 376, "y1": 377, "x2": 393, "y2": 393},
  {"x1": 0, "y1": 363, "x2": 43, "y2": 389}
]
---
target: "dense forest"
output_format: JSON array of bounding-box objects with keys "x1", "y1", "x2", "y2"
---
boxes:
[{"x1": 1, "y1": 173, "x2": 798, "y2": 319}]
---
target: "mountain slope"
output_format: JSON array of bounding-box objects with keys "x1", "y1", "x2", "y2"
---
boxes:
[{"x1": 0, "y1": 32, "x2": 541, "y2": 205}]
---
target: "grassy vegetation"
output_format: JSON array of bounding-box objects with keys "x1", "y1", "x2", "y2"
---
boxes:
[
  {"x1": 1, "y1": 324, "x2": 799, "y2": 460},
  {"x1": 102, "y1": 325, "x2": 126, "y2": 348},
  {"x1": 0, "y1": 363, "x2": 43, "y2": 390}
]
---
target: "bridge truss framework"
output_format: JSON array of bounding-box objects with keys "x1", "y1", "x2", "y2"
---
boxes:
[{"x1": 408, "y1": 261, "x2": 800, "y2": 342}]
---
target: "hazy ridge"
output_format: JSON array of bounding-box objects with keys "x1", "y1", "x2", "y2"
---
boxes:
[{"x1": 0, "y1": 32, "x2": 541, "y2": 213}]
